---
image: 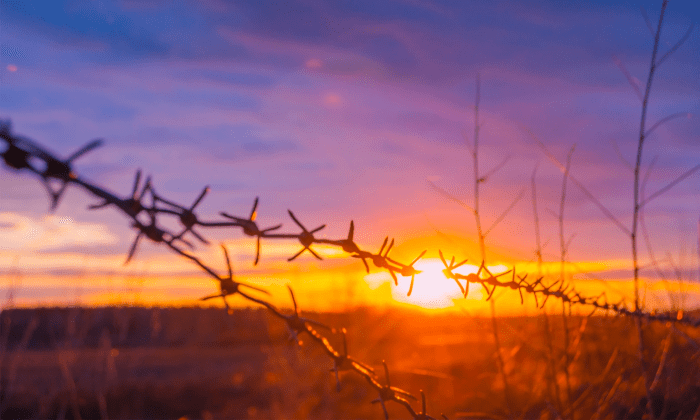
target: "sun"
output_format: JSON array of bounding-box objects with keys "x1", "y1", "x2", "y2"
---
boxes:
[
  {"x1": 362, "y1": 258, "x2": 513, "y2": 309},
  {"x1": 389, "y1": 259, "x2": 486, "y2": 309}
]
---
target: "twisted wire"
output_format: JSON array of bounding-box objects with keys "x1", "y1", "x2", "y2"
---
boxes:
[{"x1": 2, "y1": 120, "x2": 699, "y2": 418}]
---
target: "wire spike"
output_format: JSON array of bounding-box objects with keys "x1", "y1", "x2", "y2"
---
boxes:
[
  {"x1": 191, "y1": 186, "x2": 209, "y2": 210},
  {"x1": 254, "y1": 236, "x2": 261, "y2": 265},
  {"x1": 287, "y1": 210, "x2": 305, "y2": 231},
  {"x1": 411, "y1": 250, "x2": 427, "y2": 266},
  {"x1": 132, "y1": 170, "x2": 142, "y2": 198},
  {"x1": 382, "y1": 360, "x2": 390, "y2": 387},
  {"x1": 438, "y1": 250, "x2": 447, "y2": 266},
  {"x1": 139, "y1": 176, "x2": 152, "y2": 201},
  {"x1": 287, "y1": 248, "x2": 305, "y2": 262},
  {"x1": 385, "y1": 238, "x2": 395, "y2": 256},
  {"x1": 361, "y1": 257, "x2": 370, "y2": 273},
  {"x1": 67, "y1": 139, "x2": 103, "y2": 162},
  {"x1": 379, "y1": 237, "x2": 388, "y2": 254},
  {"x1": 310, "y1": 224, "x2": 326, "y2": 234},
  {"x1": 307, "y1": 247, "x2": 323, "y2": 260},
  {"x1": 287, "y1": 285, "x2": 298, "y2": 313},
  {"x1": 262, "y1": 224, "x2": 282, "y2": 233},
  {"x1": 250, "y1": 197, "x2": 259, "y2": 221},
  {"x1": 453, "y1": 258, "x2": 468, "y2": 269},
  {"x1": 125, "y1": 232, "x2": 143, "y2": 264},
  {"x1": 389, "y1": 269, "x2": 398, "y2": 285}
]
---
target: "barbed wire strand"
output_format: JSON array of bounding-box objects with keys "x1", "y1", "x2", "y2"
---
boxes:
[{"x1": 2, "y1": 122, "x2": 699, "y2": 419}]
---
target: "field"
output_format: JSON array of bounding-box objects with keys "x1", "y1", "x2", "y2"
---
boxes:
[
  {"x1": 2, "y1": 0, "x2": 700, "y2": 419},
  {"x1": 1, "y1": 306, "x2": 699, "y2": 419}
]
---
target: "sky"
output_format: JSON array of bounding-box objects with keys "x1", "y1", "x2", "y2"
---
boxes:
[{"x1": 1, "y1": 0, "x2": 699, "y2": 311}]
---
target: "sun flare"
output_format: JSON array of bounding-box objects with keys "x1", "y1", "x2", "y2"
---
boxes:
[{"x1": 387, "y1": 259, "x2": 486, "y2": 309}]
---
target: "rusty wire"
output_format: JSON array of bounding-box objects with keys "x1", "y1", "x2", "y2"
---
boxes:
[
  {"x1": 2, "y1": 122, "x2": 699, "y2": 418},
  {"x1": 438, "y1": 251, "x2": 700, "y2": 327}
]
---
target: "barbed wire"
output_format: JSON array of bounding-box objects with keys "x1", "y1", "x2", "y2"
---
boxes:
[
  {"x1": 1, "y1": 119, "x2": 698, "y2": 418},
  {"x1": 438, "y1": 251, "x2": 700, "y2": 327}
]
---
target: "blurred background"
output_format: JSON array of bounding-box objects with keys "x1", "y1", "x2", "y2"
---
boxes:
[{"x1": 2, "y1": 1, "x2": 700, "y2": 419}]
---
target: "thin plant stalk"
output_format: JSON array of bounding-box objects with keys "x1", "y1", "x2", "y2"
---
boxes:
[
  {"x1": 531, "y1": 166, "x2": 544, "y2": 277},
  {"x1": 559, "y1": 146, "x2": 575, "y2": 408},
  {"x1": 469, "y1": 73, "x2": 512, "y2": 416},
  {"x1": 533, "y1": 165, "x2": 563, "y2": 412},
  {"x1": 632, "y1": 0, "x2": 667, "y2": 314},
  {"x1": 472, "y1": 73, "x2": 486, "y2": 261},
  {"x1": 490, "y1": 298, "x2": 513, "y2": 416},
  {"x1": 632, "y1": 3, "x2": 668, "y2": 419},
  {"x1": 640, "y1": 157, "x2": 680, "y2": 310}
]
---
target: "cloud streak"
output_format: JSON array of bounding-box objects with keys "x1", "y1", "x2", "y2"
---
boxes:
[{"x1": 1, "y1": 0, "x2": 699, "y2": 306}]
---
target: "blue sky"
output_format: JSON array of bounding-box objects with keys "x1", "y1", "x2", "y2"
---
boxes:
[{"x1": 1, "y1": 0, "x2": 699, "y2": 307}]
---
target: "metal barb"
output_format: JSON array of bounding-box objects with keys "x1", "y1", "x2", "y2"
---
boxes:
[{"x1": 5, "y1": 123, "x2": 700, "y2": 420}]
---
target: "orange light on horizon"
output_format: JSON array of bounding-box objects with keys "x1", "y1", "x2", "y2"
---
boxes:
[{"x1": 385, "y1": 259, "x2": 484, "y2": 309}]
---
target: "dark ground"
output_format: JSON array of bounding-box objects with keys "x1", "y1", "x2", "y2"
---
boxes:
[{"x1": 1, "y1": 306, "x2": 699, "y2": 419}]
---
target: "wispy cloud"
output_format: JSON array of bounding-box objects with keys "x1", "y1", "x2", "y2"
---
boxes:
[{"x1": 1, "y1": 0, "x2": 699, "y2": 305}]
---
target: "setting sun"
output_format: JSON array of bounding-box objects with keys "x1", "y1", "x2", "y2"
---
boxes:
[
  {"x1": 382, "y1": 259, "x2": 489, "y2": 309},
  {"x1": 1, "y1": 0, "x2": 699, "y2": 418}
]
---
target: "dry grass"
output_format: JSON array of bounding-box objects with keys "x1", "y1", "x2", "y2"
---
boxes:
[
  {"x1": 1, "y1": 1, "x2": 699, "y2": 419},
  {"x1": 1, "y1": 306, "x2": 699, "y2": 419}
]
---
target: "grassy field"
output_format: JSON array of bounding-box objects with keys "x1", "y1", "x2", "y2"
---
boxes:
[
  {"x1": 1, "y1": 306, "x2": 699, "y2": 419},
  {"x1": 1, "y1": 1, "x2": 698, "y2": 419}
]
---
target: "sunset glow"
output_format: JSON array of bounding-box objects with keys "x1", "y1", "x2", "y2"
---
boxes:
[
  {"x1": 391, "y1": 259, "x2": 476, "y2": 308},
  {"x1": 0, "y1": 0, "x2": 699, "y2": 312},
  {"x1": 4, "y1": 2, "x2": 700, "y2": 420}
]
